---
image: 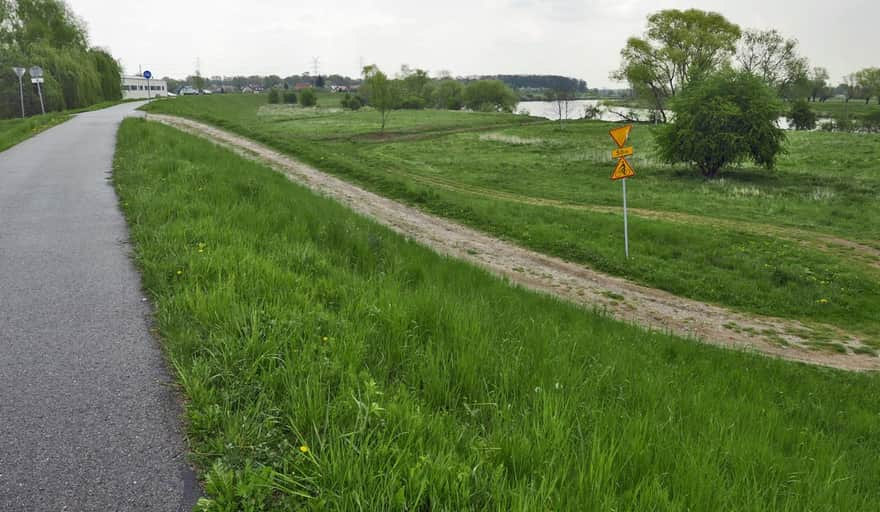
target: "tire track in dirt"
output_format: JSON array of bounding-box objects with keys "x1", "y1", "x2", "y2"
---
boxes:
[{"x1": 149, "y1": 113, "x2": 880, "y2": 372}]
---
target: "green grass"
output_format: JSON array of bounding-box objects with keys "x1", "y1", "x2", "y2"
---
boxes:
[
  {"x1": 143, "y1": 95, "x2": 880, "y2": 338},
  {"x1": 0, "y1": 113, "x2": 68, "y2": 152},
  {"x1": 114, "y1": 118, "x2": 880, "y2": 511}
]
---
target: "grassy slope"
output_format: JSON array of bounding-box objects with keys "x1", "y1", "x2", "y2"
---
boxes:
[
  {"x1": 114, "y1": 118, "x2": 880, "y2": 511},
  {"x1": 143, "y1": 95, "x2": 880, "y2": 339},
  {"x1": 0, "y1": 113, "x2": 68, "y2": 152}
]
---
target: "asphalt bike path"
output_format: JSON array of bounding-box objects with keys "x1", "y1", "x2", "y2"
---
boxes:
[{"x1": 0, "y1": 103, "x2": 199, "y2": 510}]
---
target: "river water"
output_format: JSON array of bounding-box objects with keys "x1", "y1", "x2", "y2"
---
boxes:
[{"x1": 516, "y1": 100, "x2": 823, "y2": 130}]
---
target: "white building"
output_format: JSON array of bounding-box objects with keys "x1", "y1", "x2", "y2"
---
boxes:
[{"x1": 121, "y1": 75, "x2": 168, "y2": 100}]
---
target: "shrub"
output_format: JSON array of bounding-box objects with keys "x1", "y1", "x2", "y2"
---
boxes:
[
  {"x1": 434, "y1": 80, "x2": 464, "y2": 110},
  {"x1": 788, "y1": 100, "x2": 817, "y2": 130},
  {"x1": 340, "y1": 93, "x2": 363, "y2": 110},
  {"x1": 655, "y1": 70, "x2": 786, "y2": 178},
  {"x1": 860, "y1": 111, "x2": 880, "y2": 133},
  {"x1": 282, "y1": 91, "x2": 297, "y2": 104},
  {"x1": 267, "y1": 88, "x2": 280, "y2": 104},
  {"x1": 299, "y1": 88, "x2": 317, "y2": 107},
  {"x1": 463, "y1": 80, "x2": 518, "y2": 113},
  {"x1": 399, "y1": 96, "x2": 426, "y2": 110}
]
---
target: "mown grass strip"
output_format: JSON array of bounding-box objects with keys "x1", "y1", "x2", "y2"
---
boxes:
[
  {"x1": 0, "y1": 113, "x2": 68, "y2": 153},
  {"x1": 114, "y1": 118, "x2": 880, "y2": 511}
]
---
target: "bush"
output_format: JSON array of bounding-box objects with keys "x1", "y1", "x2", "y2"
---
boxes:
[
  {"x1": 267, "y1": 88, "x2": 280, "y2": 104},
  {"x1": 340, "y1": 93, "x2": 363, "y2": 110},
  {"x1": 463, "y1": 80, "x2": 518, "y2": 113},
  {"x1": 656, "y1": 70, "x2": 786, "y2": 178},
  {"x1": 434, "y1": 80, "x2": 464, "y2": 110},
  {"x1": 788, "y1": 100, "x2": 817, "y2": 130},
  {"x1": 860, "y1": 111, "x2": 880, "y2": 133},
  {"x1": 399, "y1": 96, "x2": 426, "y2": 110},
  {"x1": 282, "y1": 91, "x2": 297, "y2": 104},
  {"x1": 299, "y1": 88, "x2": 317, "y2": 107}
]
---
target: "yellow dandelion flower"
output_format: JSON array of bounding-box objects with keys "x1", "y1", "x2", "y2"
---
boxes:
[
  {"x1": 322, "y1": 336, "x2": 329, "y2": 342},
  {"x1": 176, "y1": 270, "x2": 183, "y2": 275},
  {"x1": 299, "y1": 445, "x2": 310, "y2": 454}
]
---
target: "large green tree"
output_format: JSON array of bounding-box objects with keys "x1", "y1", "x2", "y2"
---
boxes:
[
  {"x1": 656, "y1": 69, "x2": 786, "y2": 178},
  {"x1": 855, "y1": 68, "x2": 880, "y2": 104},
  {"x1": 613, "y1": 9, "x2": 741, "y2": 122},
  {"x1": 0, "y1": 0, "x2": 121, "y2": 118},
  {"x1": 462, "y1": 80, "x2": 517, "y2": 113},
  {"x1": 736, "y1": 29, "x2": 809, "y2": 99}
]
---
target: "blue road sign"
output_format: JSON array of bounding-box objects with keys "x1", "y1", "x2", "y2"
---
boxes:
[{"x1": 143, "y1": 70, "x2": 152, "y2": 79}]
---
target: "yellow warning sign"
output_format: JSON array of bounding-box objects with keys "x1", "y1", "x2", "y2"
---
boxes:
[
  {"x1": 609, "y1": 125, "x2": 633, "y2": 148},
  {"x1": 611, "y1": 146, "x2": 634, "y2": 159},
  {"x1": 611, "y1": 157, "x2": 635, "y2": 181}
]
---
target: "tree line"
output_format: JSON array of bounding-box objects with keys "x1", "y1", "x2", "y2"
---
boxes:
[
  {"x1": 0, "y1": 0, "x2": 122, "y2": 119},
  {"x1": 356, "y1": 65, "x2": 519, "y2": 132}
]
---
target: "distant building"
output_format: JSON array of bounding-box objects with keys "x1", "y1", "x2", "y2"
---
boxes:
[
  {"x1": 294, "y1": 82, "x2": 313, "y2": 91},
  {"x1": 121, "y1": 75, "x2": 168, "y2": 99}
]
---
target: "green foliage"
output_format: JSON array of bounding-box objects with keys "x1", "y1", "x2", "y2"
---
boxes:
[
  {"x1": 299, "y1": 88, "x2": 317, "y2": 107},
  {"x1": 282, "y1": 91, "x2": 297, "y2": 105},
  {"x1": 362, "y1": 65, "x2": 399, "y2": 132},
  {"x1": 861, "y1": 110, "x2": 880, "y2": 132},
  {"x1": 400, "y1": 67, "x2": 434, "y2": 107},
  {"x1": 434, "y1": 79, "x2": 464, "y2": 110},
  {"x1": 0, "y1": 0, "x2": 122, "y2": 118},
  {"x1": 399, "y1": 96, "x2": 426, "y2": 110},
  {"x1": 114, "y1": 118, "x2": 880, "y2": 510},
  {"x1": 854, "y1": 67, "x2": 880, "y2": 104},
  {"x1": 340, "y1": 93, "x2": 363, "y2": 110},
  {"x1": 463, "y1": 80, "x2": 518, "y2": 112},
  {"x1": 614, "y1": 9, "x2": 741, "y2": 121},
  {"x1": 736, "y1": 29, "x2": 809, "y2": 100},
  {"x1": 266, "y1": 88, "x2": 280, "y2": 104},
  {"x1": 656, "y1": 70, "x2": 786, "y2": 177},
  {"x1": 788, "y1": 100, "x2": 817, "y2": 130}
]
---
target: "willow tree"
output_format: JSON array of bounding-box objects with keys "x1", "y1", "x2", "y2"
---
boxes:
[
  {"x1": 613, "y1": 9, "x2": 741, "y2": 122},
  {"x1": 0, "y1": 0, "x2": 121, "y2": 118}
]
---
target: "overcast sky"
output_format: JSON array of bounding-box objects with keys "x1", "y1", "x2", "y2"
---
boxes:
[{"x1": 67, "y1": 0, "x2": 876, "y2": 88}]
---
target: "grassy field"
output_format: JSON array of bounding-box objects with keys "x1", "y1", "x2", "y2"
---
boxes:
[
  {"x1": 144, "y1": 95, "x2": 880, "y2": 342},
  {"x1": 114, "y1": 118, "x2": 880, "y2": 510},
  {"x1": 0, "y1": 113, "x2": 68, "y2": 152}
]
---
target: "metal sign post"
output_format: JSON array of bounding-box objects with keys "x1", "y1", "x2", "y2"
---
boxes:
[
  {"x1": 622, "y1": 178, "x2": 630, "y2": 259},
  {"x1": 29, "y1": 66, "x2": 45, "y2": 115},
  {"x1": 143, "y1": 70, "x2": 152, "y2": 100},
  {"x1": 12, "y1": 67, "x2": 25, "y2": 118},
  {"x1": 609, "y1": 125, "x2": 636, "y2": 259}
]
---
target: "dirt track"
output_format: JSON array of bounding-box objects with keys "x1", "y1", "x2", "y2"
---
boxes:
[{"x1": 149, "y1": 113, "x2": 880, "y2": 372}]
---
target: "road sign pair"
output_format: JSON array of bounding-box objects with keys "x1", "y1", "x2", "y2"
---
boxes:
[{"x1": 609, "y1": 125, "x2": 635, "y2": 180}]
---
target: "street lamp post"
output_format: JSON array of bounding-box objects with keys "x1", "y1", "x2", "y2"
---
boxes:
[{"x1": 12, "y1": 67, "x2": 25, "y2": 118}]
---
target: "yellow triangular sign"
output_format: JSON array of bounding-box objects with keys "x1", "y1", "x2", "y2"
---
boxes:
[
  {"x1": 609, "y1": 125, "x2": 633, "y2": 148},
  {"x1": 611, "y1": 157, "x2": 635, "y2": 181}
]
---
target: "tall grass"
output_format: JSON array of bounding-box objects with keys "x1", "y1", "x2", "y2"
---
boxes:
[
  {"x1": 143, "y1": 95, "x2": 880, "y2": 338},
  {"x1": 114, "y1": 118, "x2": 880, "y2": 510}
]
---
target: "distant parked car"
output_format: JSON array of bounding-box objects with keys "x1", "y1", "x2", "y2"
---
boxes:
[{"x1": 178, "y1": 86, "x2": 198, "y2": 96}]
